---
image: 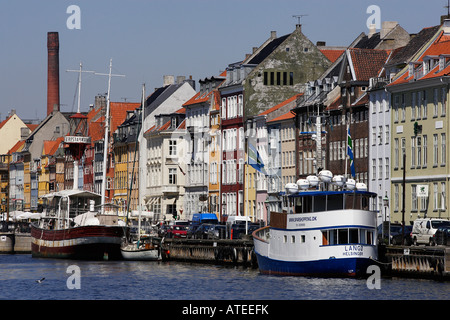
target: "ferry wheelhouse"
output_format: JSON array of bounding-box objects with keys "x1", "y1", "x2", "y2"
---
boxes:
[{"x1": 252, "y1": 172, "x2": 378, "y2": 277}]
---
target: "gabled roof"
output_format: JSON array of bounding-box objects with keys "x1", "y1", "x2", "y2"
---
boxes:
[
  {"x1": 246, "y1": 34, "x2": 290, "y2": 65},
  {"x1": 267, "y1": 110, "x2": 295, "y2": 123},
  {"x1": 320, "y1": 49, "x2": 345, "y2": 63},
  {"x1": 8, "y1": 140, "x2": 25, "y2": 154},
  {"x1": 110, "y1": 102, "x2": 141, "y2": 134},
  {"x1": 389, "y1": 28, "x2": 450, "y2": 87},
  {"x1": 386, "y1": 25, "x2": 440, "y2": 67},
  {"x1": 347, "y1": 48, "x2": 390, "y2": 81},
  {"x1": 43, "y1": 136, "x2": 64, "y2": 156}
]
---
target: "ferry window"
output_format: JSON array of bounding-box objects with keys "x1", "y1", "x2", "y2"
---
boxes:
[
  {"x1": 349, "y1": 228, "x2": 359, "y2": 244},
  {"x1": 366, "y1": 230, "x2": 374, "y2": 245},
  {"x1": 291, "y1": 235, "x2": 295, "y2": 243},
  {"x1": 329, "y1": 229, "x2": 337, "y2": 245},
  {"x1": 360, "y1": 229, "x2": 367, "y2": 244},
  {"x1": 322, "y1": 232, "x2": 328, "y2": 245},
  {"x1": 301, "y1": 235, "x2": 306, "y2": 243},
  {"x1": 284, "y1": 235, "x2": 287, "y2": 243},
  {"x1": 338, "y1": 229, "x2": 348, "y2": 244}
]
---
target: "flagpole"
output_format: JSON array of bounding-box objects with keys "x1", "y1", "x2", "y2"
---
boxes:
[{"x1": 345, "y1": 121, "x2": 348, "y2": 179}]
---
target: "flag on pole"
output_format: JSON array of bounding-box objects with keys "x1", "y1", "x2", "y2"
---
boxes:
[
  {"x1": 347, "y1": 127, "x2": 356, "y2": 178},
  {"x1": 248, "y1": 142, "x2": 266, "y2": 175}
]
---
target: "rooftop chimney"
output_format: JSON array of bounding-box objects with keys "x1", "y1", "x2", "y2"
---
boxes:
[{"x1": 47, "y1": 32, "x2": 60, "y2": 116}]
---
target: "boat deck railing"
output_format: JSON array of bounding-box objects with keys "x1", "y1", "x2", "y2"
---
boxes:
[{"x1": 252, "y1": 226, "x2": 270, "y2": 244}]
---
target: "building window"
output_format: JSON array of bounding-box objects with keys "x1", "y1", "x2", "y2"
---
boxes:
[
  {"x1": 411, "y1": 185, "x2": 418, "y2": 211},
  {"x1": 394, "y1": 184, "x2": 399, "y2": 212},
  {"x1": 411, "y1": 137, "x2": 416, "y2": 168},
  {"x1": 434, "y1": 88, "x2": 439, "y2": 117},
  {"x1": 433, "y1": 134, "x2": 439, "y2": 167},
  {"x1": 401, "y1": 138, "x2": 406, "y2": 169},
  {"x1": 442, "y1": 133, "x2": 446, "y2": 166},
  {"x1": 394, "y1": 138, "x2": 399, "y2": 169},
  {"x1": 168, "y1": 168, "x2": 177, "y2": 185},
  {"x1": 385, "y1": 157, "x2": 389, "y2": 179},
  {"x1": 423, "y1": 135, "x2": 428, "y2": 167},
  {"x1": 434, "y1": 183, "x2": 439, "y2": 211},
  {"x1": 441, "y1": 182, "x2": 446, "y2": 211},
  {"x1": 169, "y1": 140, "x2": 177, "y2": 156},
  {"x1": 417, "y1": 137, "x2": 422, "y2": 167},
  {"x1": 401, "y1": 94, "x2": 406, "y2": 122}
]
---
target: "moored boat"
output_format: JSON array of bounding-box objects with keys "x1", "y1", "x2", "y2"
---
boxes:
[
  {"x1": 252, "y1": 174, "x2": 379, "y2": 277},
  {"x1": 120, "y1": 236, "x2": 161, "y2": 260},
  {"x1": 31, "y1": 189, "x2": 127, "y2": 260}
]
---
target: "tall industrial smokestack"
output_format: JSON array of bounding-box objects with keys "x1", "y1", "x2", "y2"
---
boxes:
[{"x1": 47, "y1": 32, "x2": 60, "y2": 116}]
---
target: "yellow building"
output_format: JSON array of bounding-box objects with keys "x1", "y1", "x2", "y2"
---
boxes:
[
  {"x1": 113, "y1": 109, "x2": 141, "y2": 215},
  {"x1": 388, "y1": 22, "x2": 450, "y2": 224},
  {"x1": 0, "y1": 154, "x2": 10, "y2": 214},
  {"x1": 208, "y1": 90, "x2": 221, "y2": 218}
]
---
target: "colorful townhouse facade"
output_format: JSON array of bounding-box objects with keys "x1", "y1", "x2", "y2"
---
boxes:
[{"x1": 387, "y1": 20, "x2": 450, "y2": 224}]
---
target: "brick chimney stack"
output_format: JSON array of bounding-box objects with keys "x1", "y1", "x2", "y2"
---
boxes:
[{"x1": 47, "y1": 32, "x2": 60, "y2": 116}]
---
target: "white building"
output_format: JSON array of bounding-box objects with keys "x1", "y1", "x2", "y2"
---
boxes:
[{"x1": 368, "y1": 78, "x2": 391, "y2": 225}]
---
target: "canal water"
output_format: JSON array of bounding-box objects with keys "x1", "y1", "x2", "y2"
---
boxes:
[{"x1": 0, "y1": 254, "x2": 448, "y2": 301}]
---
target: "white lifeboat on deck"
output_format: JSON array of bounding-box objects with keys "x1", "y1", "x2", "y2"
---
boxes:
[
  {"x1": 318, "y1": 170, "x2": 333, "y2": 183},
  {"x1": 306, "y1": 175, "x2": 320, "y2": 187},
  {"x1": 285, "y1": 183, "x2": 299, "y2": 194},
  {"x1": 297, "y1": 179, "x2": 310, "y2": 190}
]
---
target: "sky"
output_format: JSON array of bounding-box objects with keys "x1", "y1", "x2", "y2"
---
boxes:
[{"x1": 0, "y1": 0, "x2": 448, "y2": 122}]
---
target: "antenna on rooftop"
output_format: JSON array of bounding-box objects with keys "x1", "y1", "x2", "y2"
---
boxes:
[
  {"x1": 293, "y1": 14, "x2": 308, "y2": 25},
  {"x1": 445, "y1": 0, "x2": 450, "y2": 16}
]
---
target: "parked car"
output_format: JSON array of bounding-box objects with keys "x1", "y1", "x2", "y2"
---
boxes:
[
  {"x1": 435, "y1": 226, "x2": 450, "y2": 245},
  {"x1": 207, "y1": 225, "x2": 226, "y2": 239},
  {"x1": 187, "y1": 224, "x2": 200, "y2": 238},
  {"x1": 412, "y1": 218, "x2": 450, "y2": 245},
  {"x1": 230, "y1": 222, "x2": 261, "y2": 239},
  {"x1": 166, "y1": 225, "x2": 187, "y2": 238},
  {"x1": 193, "y1": 224, "x2": 215, "y2": 239},
  {"x1": 391, "y1": 225, "x2": 413, "y2": 245}
]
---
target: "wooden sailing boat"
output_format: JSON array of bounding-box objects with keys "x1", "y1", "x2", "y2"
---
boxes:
[
  {"x1": 120, "y1": 84, "x2": 161, "y2": 260},
  {"x1": 31, "y1": 61, "x2": 126, "y2": 260}
]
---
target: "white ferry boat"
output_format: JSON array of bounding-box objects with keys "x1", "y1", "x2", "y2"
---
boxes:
[{"x1": 252, "y1": 172, "x2": 379, "y2": 277}]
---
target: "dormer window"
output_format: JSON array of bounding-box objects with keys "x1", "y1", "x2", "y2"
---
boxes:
[{"x1": 171, "y1": 117, "x2": 177, "y2": 129}]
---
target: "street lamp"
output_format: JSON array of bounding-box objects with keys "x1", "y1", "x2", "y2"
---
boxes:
[{"x1": 383, "y1": 194, "x2": 389, "y2": 245}]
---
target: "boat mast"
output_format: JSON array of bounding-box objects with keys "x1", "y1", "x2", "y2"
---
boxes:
[
  {"x1": 66, "y1": 62, "x2": 94, "y2": 191},
  {"x1": 138, "y1": 84, "x2": 145, "y2": 244},
  {"x1": 95, "y1": 59, "x2": 125, "y2": 214}
]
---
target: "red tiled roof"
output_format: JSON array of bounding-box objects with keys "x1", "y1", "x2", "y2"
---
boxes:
[
  {"x1": 267, "y1": 110, "x2": 295, "y2": 123},
  {"x1": 110, "y1": 102, "x2": 141, "y2": 134},
  {"x1": 325, "y1": 95, "x2": 342, "y2": 111},
  {"x1": 320, "y1": 49, "x2": 345, "y2": 63},
  {"x1": 158, "y1": 120, "x2": 171, "y2": 131},
  {"x1": 43, "y1": 136, "x2": 64, "y2": 155},
  {"x1": 8, "y1": 140, "x2": 25, "y2": 154},
  {"x1": 348, "y1": 48, "x2": 390, "y2": 81},
  {"x1": 26, "y1": 124, "x2": 39, "y2": 132},
  {"x1": 178, "y1": 119, "x2": 186, "y2": 130},
  {"x1": 389, "y1": 30, "x2": 450, "y2": 86},
  {"x1": 258, "y1": 94, "x2": 303, "y2": 116}
]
